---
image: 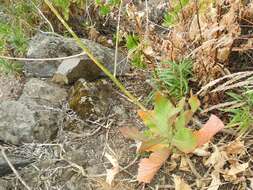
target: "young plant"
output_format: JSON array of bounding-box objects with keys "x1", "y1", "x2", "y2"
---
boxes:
[
  {"x1": 0, "y1": 21, "x2": 28, "y2": 56},
  {"x1": 126, "y1": 34, "x2": 146, "y2": 68},
  {"x1": 0, "y1": 59, "x2": 23, "y2": 75},
  {"x1": 95, "y1": 0, "x2": 120, "y2": 16},
  {"x1": 155, "y1": 60, "x2": 192, "y2": 101},
  {"x1": 224, "y1": 89, "x2": 253, "y2": 132},
  {"x1": 125, "y1": 34, "x2": 155, "y2": 68},
  {"x1": 163, "y1": 0, "x2": 190, "y2": 27},
  {"x1": 52, "y1": 0, "x2": 86, "y2": 20},
  {"x1": 120, "y1": 92, "x2": 224, "y2": 183}
]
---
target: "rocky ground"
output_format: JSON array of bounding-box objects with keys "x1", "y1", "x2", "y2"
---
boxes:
[
  {"x1": 0, "y1": 0, "x2": 253, "y2": 190},
  {"x1": 0, "y1": 33, "x2": 154, "y2": 190}
]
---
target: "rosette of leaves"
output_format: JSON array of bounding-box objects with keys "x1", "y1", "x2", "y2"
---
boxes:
[
  {"x1": 120, "y1": 92, "x2": 224, "y2": 183},
  {"x1": 155, "y1": 60, "x2": 192, "y2": 101}
]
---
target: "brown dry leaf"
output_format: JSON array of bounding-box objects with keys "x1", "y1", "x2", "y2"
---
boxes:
[
  {"x1": 249, "y1": 178, "x2": 253, "y2": 189},
  {"x1": 207, "y1": 171, "x2": 221, "y2": 190},
  {"x1": 105, "y1": 152, "x2": 120, "y2": 186},
  {"x1": 171, "y1": 153, "x2": 181, "y2": 160},
  {"x1": 119, "y1": 127, "x2": 145, "y2": 141},
  {"x1": 173, "y1": 175, "x2": 192, "y2": 190},
  {"x1": 88, "y1": 27, "x2": 100, "y2": 41},
  {"x1": 205, "y1": 145, "x2": 227, "y2": 170},
  {"x1": 217, "y1": 46, "x2": 231, "y2": 62},
  {"x1": 179, "y1": 156, "x2": 190, "y2": 172},
  {"x1": 143, "y1": 45, "x2": 154, "y2": 56},
  {"x1": 189, "y1": 15, "x2": 200, "y2": 41},
  {"x1": 202, "y1": 25, "x2": 222, "y2": 40},
  {"x1": 216, "y1": 35, "x2": 233, "y2": 47},
  {"x1": 189, "y1": 15, "x2": 208, "y2": 41},
  {"x1": 222, "y1": 162, "x2": 249, "y2": 182},
  {"x1": 166, "y1": 159, "x2": 177, "y2": 172},
  {"x1": 193, "y1": 144, "x2": 211, "y2": 157},
  {"x1": 170, "y1": 31, "x2": 186, "y2": 50},
  {"x1": 138, "y1": 140, "x2": 167, "y2": 153},
  {"x1": 220, "y1": 8, "x2": 236, "y2": 27},
  {"x1": 137, "y1": 148, "x2": 170, "y2": 183},
  {"x1": 244, "y1": 2, "x2": 253, "y2": 18},
  {"x1": 194, "y1": 115, "x2": 224, "y2": 147},
  {"x1": 225, "y1": 139, "x2": 245, "y2": 156},
  {"x1": 226, "y1": 162, "x2": 249, "y2": 176}
]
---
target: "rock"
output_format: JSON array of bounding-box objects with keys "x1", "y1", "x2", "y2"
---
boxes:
[
  {"x1": 0, "y1": 101, "x2": 36, "y2": 144},
  {"x1": 68, "y1": 79, "x2": 113, "y2": 120},
  {"x1": 112, "y1": 104, "x2": 129, "y2": 119},
  {"x1": 0, "y1": 74, "x2": 24, "y2": 101},
  {"x1": 18, "y1": 78, "x2": 67, "y2": 143},
  {"x1": 140, "y1": 0, "x2": 168, "y2": 24},
  {"x1": 52, "y1": 56, "x2": 101, "y2": 84},
  {"x1": 0, "y1": 78, "x2": 67, "y2": 145},
  {"x1": 19, "y1": 78, "x2": 67, "y2": 107},
  {"x1": 0, "y1": 153, "x2": 34, "y2": 177},
  {"x1": 25, "y1": 33, "x2": 129, "y2": 78},
  {"x1": 0, "y1": 100, "x2": 61, "y2": 145}
]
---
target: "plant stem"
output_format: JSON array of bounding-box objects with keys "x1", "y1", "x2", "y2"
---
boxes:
[
  {"x1": 44, "y1": 0, "x2": 146, "y2": 111},
  {"x1": 114, "y1": 0, "x2": 123, "y2": 77}
]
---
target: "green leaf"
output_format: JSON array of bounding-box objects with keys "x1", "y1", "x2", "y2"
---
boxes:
[
  {"x1": 163, "y1": 12, "x2": 177, "y2": 26},
  {"x1": 126, "y1": 34, "x2": 139, "y2": 50},
  {"x1": 53, "y1": 0, "x2": 71, "y2": 20},
  {"x1": 181, "y1": 0, "x2": 190, "y2": 6},
  {"x1": 99, "y1": 5, "x2": 111, "y2": 16},
  {"x1": 189, "y1": 94, "x2": 200, "y2": 113},
  {"x1": 227, "y1": 92, "x2": 242, "y2": 101},
  {"x1": 154, "y1": 93, "x2": 181, "y2": 137},
  {"x1": 108, "y1": 0, "x2": 120, "y2": 5},
  {"x1": 95, "y1": 0, "x2": 101, "y2": 4},
  {"x1": 175, "y1": 112, "x2": 186, "y2": 130},
  {"x1": 132, "y1": 52, "x2": 146, "y2": 68},
  {"x1": 163, "y1": 0, "x2": 190, "y2": 27},
  {"x1": 171, "y1": 126, "x2": 197, "y2": 153},
  {"x1": 155, "y1": 60, "x2": 192, "y2": 101}
]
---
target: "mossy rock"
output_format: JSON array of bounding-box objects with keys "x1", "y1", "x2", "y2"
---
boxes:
[{"x1": 68, "y1": 79, "x2": 113, "y2": 120}]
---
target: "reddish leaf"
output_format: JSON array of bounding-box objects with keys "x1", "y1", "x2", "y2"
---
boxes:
[
  {"x1": 138, "y1": 110, "x2": 154, "y2": 124},
  {"x1": 194, "y1": 115, "x2": 224, "y2": 147},
  {"x1": 138, "y1": 137, "x2": 167, "y2": 153},
  {"x1": 119, "y1": 127, "x2": 146, "y2": 141},
  {"x1": 137, "y1": 148, "x2": 170, "y2": 183}
]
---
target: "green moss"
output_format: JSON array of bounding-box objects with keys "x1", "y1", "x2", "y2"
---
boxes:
[
  {"x1": 68, "y1": 80, "x2": 95, "y2": 119},
  {"x1": 68, "y1": 79, "x2": 113, "y2": 120}
]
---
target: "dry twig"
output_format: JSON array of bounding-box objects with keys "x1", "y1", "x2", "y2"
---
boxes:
[{"x1": 0, "y1": 146, "x2": 31, "y2": 190}]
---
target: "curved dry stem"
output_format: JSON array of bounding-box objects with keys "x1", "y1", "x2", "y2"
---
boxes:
[{"x1": 44, "y1": 0, "x2": 146, "y2": 111}]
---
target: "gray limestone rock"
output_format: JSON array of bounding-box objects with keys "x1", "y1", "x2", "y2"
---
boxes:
[
  {"x1": 0, "y1": 101, "x2": 35, "y2": 145},
  {"x1": 19, "y1": 78, "x2": 67, "y2": 107},
  {"x1": 0, "y1": 153, "x2": 34, "y2": 177},
  {"x1": 25, "y1": 33, "x2": 129, "y2": 78},
  {"x1": 0, "y1": 78, "x2": 67, "y2": 145}
]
